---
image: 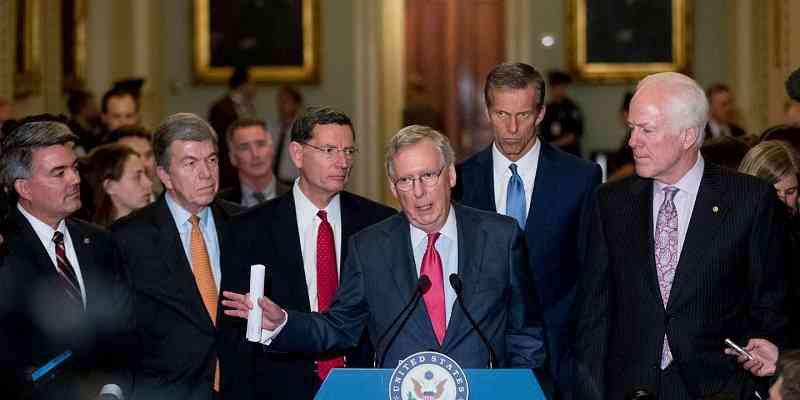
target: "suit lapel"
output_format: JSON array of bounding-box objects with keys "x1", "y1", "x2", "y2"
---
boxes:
[
  {"x1": 66, "y1": 219, "x2": 94, "y2": 305},
  {"x1": 442, "y1": 205, "x2": 485, "y2": 349},
  {"x1": 628, "y1": 178, "x2": 664, "y2": 306},
  {"x1": 340, "y1": 192, "x2": 359, "y2": 263},
  {"x1": 471, "y1": 147, "x2": 497, "y2": 211},
  {"x1": 153, "y1": 198, "x2": 216, "y2": 333},
  {"x1": 270, "y1": 193, "x2": 312, "y2": 311},
  {"x1": 666, "y1": 163, "x2": 726, "y2": 310},
  {"x1": 527, "y1": 143, "x2": 560, "y2": 231}
]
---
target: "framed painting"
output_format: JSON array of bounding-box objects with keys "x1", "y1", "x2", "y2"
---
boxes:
[
  {"x1": 567, "y1": 0, "x2": 691, "y2": 82},
  {"x1": 62, "y1": 0, "x2": 88, "y2": 91},
  {"x1": 14, "y1": 0, "x2": 41, "y2": 98},
  {"x1": 193, "y1": 0, "x2": 320, "y2": 84}
]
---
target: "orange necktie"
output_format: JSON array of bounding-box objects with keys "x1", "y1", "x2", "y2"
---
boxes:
[{"x1": 190, "y1": 215, "x2": 221, "y2": 392}]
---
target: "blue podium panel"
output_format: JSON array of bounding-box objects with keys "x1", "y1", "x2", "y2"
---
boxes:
[{"x1": 316, "y1": 369, "x2": 545, "y2": 400}]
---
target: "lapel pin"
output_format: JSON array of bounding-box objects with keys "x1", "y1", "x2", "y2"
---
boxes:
[
  {"x1": 83, "y1": 237, "x2": 91, "y2": 244},
  {"x1": 712, "y1": 206, "x2": 719, "y2": 214}
]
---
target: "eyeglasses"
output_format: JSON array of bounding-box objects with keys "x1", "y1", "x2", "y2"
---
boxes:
[
  {"x1": 392, "y1": 165, "x2": 447, "y2": 192},
  {"x1": 301, "y1": 142, "x2": 359, "y2": 159}
]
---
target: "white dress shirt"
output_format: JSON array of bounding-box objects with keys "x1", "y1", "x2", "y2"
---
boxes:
[
  {"x1": 165, "y1": 193, "x2": 222, "y2": 290},
  {"x1": 240, "y1": 176, "x2": 278, "y2": 207},
  {"x1": 492, "y1": 139, "x2": 540, "y2": 219},
  {"x1": 18, "y1": 204, "x2": 87, "y2": 306},
  {"x1": 651, "y1": 155, "x2": 705, "y2": 258},
  {"x1": 410, "y1": 206, "x2": 458, "y2": 325}
]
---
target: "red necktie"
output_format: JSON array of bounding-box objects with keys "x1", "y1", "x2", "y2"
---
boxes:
[
  {"x1": 316, "y1": 210, "x2": 344, "y2": 379},
  {"x1": 52, "y1": 231, "x2": 83, "y2": 307},
  {"x1": 421, "y1": 232, "x2": 446, "y2": 344}
]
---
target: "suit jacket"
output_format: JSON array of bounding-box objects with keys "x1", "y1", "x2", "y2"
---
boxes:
[
  {"x1": 227, "y1": 190, "x2": 395, "y2": 400},
  {"x1": 268, "y1": 205, "x2": 549, "y2": 375},
  {"x1": 455, "y1": 141, "x2": 601, "y2": 393},
  {"x1": 110, "y1": 196, "x2": 251, "y2": 400},
  {"x1": 208, "y1": 95, "x2": 238, "y2": 189},
  {"x1": 0, "y1": 208, "x2": 135, "y2": 400},
  {"x1": 575, "y1": 162, "x2": 788, "y2": 400},
  {"x1": 217, "y1": 179, "x2": 292, "y2": 207}
]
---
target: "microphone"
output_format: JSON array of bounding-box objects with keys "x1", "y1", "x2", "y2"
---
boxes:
[
  {"x1": 373, "y1": 275, "x2": 431, "y2": 368},
  {"x1": 449, "y1": 273, "x2": 497, "y2": 369}
]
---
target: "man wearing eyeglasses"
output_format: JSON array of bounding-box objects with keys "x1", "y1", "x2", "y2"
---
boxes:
[
  {"x1": 225, "y1": 106, "x2": 395, "y2": 400},
  {"x1": 222, "y1": 125, "x2": 552, "y2": 396}
]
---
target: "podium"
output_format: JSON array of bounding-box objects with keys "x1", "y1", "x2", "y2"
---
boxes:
[{"x1": 316, "y1": 368, "x2": 546, "y2": 399}]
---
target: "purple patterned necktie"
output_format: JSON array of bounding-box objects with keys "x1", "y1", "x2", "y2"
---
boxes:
[{"x1": 655, "y1": 186, "x2": 679, "y2": 369}]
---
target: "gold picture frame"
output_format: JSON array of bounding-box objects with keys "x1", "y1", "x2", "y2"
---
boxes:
[
  {"x1": 567, "y1": 0, "x2": 691, "y2": 82},
  {"x1": 14, "y1": 0, "x2": 41, "y2": 98},
  {"x1": 193, "y1": 0, "x2": 320, "y2": 84}
]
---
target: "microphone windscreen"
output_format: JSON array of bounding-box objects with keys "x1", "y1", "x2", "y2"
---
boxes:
[
  {"x1": 448, "y1": 273, "x2": 462, "y2": 293},
  {"x1": 787, "y1": 67, "x2": 800, "y2": 101},
  {"x1": 418, "y1": 275, "x2": 432, "y2": 294}
]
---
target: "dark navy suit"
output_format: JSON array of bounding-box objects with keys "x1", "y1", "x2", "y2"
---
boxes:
[{"x1": 454, "y1": 141, "x2": 601, "y2": 394}]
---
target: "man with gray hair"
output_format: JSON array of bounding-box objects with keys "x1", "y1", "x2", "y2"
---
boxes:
[
  {"x1": 223, "y1": 125, "x2": 552, "y2": 394},
  {"x1": 0, "y1": 116, "x2": 134, "y2": 400},
  {"x1": 575, "y1": 72, "x2": 788, "y2": 400},
  {"x1": 110, "y1": 113, "x2": 251, "y2": 400}
]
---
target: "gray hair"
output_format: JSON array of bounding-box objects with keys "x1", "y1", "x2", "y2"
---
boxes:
[
  {"x1": 385, "y1": 125, "x2": 455, "y2": 179},
  {"x1": 0, "y1": 121, "x2": 77, "y2": 191},
  {"x1": 636, "y1": 72, "x2": 709, "y2": 146},
  {"x1": 152, "y1": 113, "x2": 218, "y2": 168}
]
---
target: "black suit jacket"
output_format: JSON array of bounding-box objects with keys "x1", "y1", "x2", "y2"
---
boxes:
[
  {"x1": 110, "y1": 196, "x2": 251, "y2": 400},
  {"x1": 575, "y1": 162, "x2": 788, "y2": 400},
  {"x1": 217, "y1": 179, "x2": 292, "y2": 207},
  {"x1": 455, "y1": 142, "x2": 601, "y2": 394},
  {"x1": 227, "y1": 190, "x2": 395, "y2": 400},
  {"x1": 0, "y1": 208, "x2": 135, "y2": 400}
]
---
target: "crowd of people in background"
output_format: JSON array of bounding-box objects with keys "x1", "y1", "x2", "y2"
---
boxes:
[{"x1": 0, "y1": 63, "x2": 799, "y2": 400}]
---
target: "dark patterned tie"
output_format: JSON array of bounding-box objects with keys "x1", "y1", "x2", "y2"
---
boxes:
[
  {"x1": 316, "y1": 210, "x2": 344, "y2": 379},
  {"x1": 52, "y1": 231, "x2": 83, "y2": 306},
  {"x1": 654, "y1": 186, "x2": 679, "y2": 368}
]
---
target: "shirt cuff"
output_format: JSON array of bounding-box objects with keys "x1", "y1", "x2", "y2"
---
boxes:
[{"x1": 259, "y1": 309, "x2": 289, "y2": 346}]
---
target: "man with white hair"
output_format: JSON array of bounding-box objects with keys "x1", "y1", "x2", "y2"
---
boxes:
[{"x1": 575, "y1": 72, "x2": 788, "y2": 400}]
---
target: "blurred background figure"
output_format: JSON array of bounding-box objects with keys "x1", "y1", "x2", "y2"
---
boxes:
[
  {"x1": 700, "y1": 136, "x2": 752, "y2": 170},
  {"x1": 0, "y1": 97, "x2": 14, "y2": 138},
  {"x1": 218, "y1": 118, "x2": 289, "y2": 207},
  {"x1": 739, "y1": 139, "x2": 799, "y2": 214},
  {"x1": 540, "y1": 70, "x2": 584, "y2": 157},
  {"x1": 769, "y1": 350, "x2": 800, "y2": 400},
  {"x1": 66, "y1": 90, "x2": 102, "y2": 155},
  {"x1": 607, "y1": 91, "x2": 636, "y2": 181},
  {"x1": 273, "y1": 85, "x2": 303, "y2": 185},
  {"x1": 83, "y1": 144, "x2": 153, "y2": 226},
  {"x1": 101, "y1": 86, "x2": 141, "y2": 133},
  {"x1": 104, "y1": 126, "x2": 157, "y2": 192},
  {"x1": 209, "y1": 65, "x2": 257, "y2": 189},
  {"x1": 705, "y1": 83, "x2": 746, "y2": 139},
  {"x1": 785, "y1": 100, "x2": 800, "y2": 127}
]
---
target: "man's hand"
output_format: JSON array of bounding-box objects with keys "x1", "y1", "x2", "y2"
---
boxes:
[
  {"x1": 222, "y1": 291, "x2": 287, "y2": 330},
  {"x1": 724, "y1": 338, "x2": 778, "y2": 377}
]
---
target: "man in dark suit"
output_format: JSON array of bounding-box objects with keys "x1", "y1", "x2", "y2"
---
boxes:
[
  {"x1": 575, "y1": 72, "x2": 787, "y2": 400},
  {"x1": 0, "y1": 119, "x2": 134, "y2": 400},
  {"x1": 704, "y1": 83, "x2": 747, "y2": 140},
  {"x1": 224, "y1": 107, "x2": 395, "y2": 400},
  {"x1": 224, "y1": 125, "x2": 551, "y2": 389},
  {"x1": 217, "y1": 118, "x2": 291, "y2": 207},
  {"x1": 111, "y1": 113, "x2": 251, "y2": 400},
  {"x1": 455, "y1": 62, "x2": 601, "y2": 396}
]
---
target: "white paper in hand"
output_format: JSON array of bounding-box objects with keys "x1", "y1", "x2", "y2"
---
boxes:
[{"x1": 246, "y1": 264, "x2": 266, "y2": 342}]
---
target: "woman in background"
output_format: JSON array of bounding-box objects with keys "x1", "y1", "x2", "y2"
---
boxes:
[{"x1": 84, "y1": 143, "x2": 153, "y2": 226}]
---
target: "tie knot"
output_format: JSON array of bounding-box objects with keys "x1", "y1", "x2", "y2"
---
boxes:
[
  {"x1": 189, "y1": 215, "x2": 201, "y2": 227},
  {"x1": 52, "y1": 231, "x2": 64, "y2": 244},
  {"x1": 318, "y1": 210, "x2": 328, "y2": 221},
  {"x1": 509, "y1": 163, "x2": 519, "y2": 175},
  {"x1": 663, "y1": 186, "x2": 679, "y2": 201},
  {"x1": 253, "y1": 192, "x2": 267, "y2": 203},
  {"x1": 427, "y1": 232, "x2": 441, "y2": 248}
]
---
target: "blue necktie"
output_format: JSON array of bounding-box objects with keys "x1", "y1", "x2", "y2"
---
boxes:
[{"x1": 506, "y1": 163, "x2": 526, "y2": 229}]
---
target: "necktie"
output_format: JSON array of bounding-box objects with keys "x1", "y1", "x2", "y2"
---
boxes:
[
  {"x1": 189, "y1": 215, "x2": 221, "y2": 391},
  {"x1": 654, "y1": 187, "x2": 679, "y2": 369},
  {"x1": 421, "y1": 232, "x2": 446, "y2": 345},
  {"x1": 52, "y1": 231, "x2": 83, "y2": 307},
  {"x1": 506, "y1": 164, "x2": 527, "y2": 229},
  {"x1": 253, "y1": 191, "x2": 267, "y2": 204},
  {"x1": 316, "y1": 210, "x2": 344, "y2": 379}
]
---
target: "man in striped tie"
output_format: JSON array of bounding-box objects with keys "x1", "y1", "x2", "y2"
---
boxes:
[{"x1": 0, "y1": 116, "x2": 135, "y2": 400}]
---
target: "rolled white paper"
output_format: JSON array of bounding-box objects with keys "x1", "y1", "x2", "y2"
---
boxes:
[{"x1": 246, "y1": 264, "x2": 266, "y2": 342}]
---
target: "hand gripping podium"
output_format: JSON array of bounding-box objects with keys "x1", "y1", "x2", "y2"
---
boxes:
[{"x1": 315, "y1": 368, "x2": 546, "y2": 400}]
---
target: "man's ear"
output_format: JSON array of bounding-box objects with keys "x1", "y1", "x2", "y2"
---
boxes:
[
  {"x1": 288, "y1": 141, "x2": 304, "y2": 170},
  {"x1": 157, "y1": 166, "x2": 173, "y2": 191},
  {"x1": 13, "y1": 179, "x2": 32, "y2": 202}
]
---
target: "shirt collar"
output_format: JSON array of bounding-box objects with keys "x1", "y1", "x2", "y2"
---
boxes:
[
  {"x1": 165, "y1": 192, "x2": 211, "y2": 228},
  {"x1": 410, "y1": 205, "x2": 457, "y2": 248},
  {"x1": 17, "y1": 203, "x2": 67, "y2": 244},
  {"x1": 241, "y1": 175, "x2": 277, "y2": 199},
  {"x1": 654, "y1": 154, "x2": 705, "y2": 197},
  {"x1": 491, "y1": 138, "x2": 541, "y2": 177},
  {"x1": 292, "y1": 179, "x2": 341, "y2": 224}
]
